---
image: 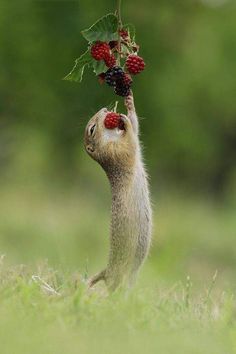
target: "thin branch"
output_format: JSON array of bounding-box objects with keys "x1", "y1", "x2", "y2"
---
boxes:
[
  {"x1": 117, "y1": 0, "x2": 122, "y2": 65},
  {"x1": 117, "y1": 0, "x2": 122, "y2": 28}
]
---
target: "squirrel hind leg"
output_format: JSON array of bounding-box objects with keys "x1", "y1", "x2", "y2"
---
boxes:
[
  {"x1": 105, "y1": 271, "x2": 128, "y2": 293},
  {"x1": 88, "y1": 269, "x2": 106, "y2": 288}
]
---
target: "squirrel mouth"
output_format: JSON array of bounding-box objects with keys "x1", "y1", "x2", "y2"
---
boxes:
[{"x1": 103, "y1": 126, "x2": 124, "y2": 142}]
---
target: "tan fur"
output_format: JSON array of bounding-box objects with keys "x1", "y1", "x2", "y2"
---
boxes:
[{"x1": 84, "y1": 94, "x2": 152, "y2": 292}]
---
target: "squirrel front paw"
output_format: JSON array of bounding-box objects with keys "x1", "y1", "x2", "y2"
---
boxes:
[
  {"x1": 120, "y1": 114, "x2": 133, "y2": 132},
  {"x1": 125, "y1": 91, "x2": 135, "y2": 113}
]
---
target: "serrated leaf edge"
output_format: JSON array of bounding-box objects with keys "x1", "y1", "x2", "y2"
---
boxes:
[{"x1": 63, "y1": 50, "x2": 92, "y2": 82}]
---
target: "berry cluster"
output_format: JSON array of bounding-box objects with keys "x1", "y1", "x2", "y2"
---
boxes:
[
  {"x1": 90, "y1": 29, "x2": 145, "y2": 97},
  {"x1": 104, "y1": 112, "x2": 124, "y2": 130},
  {"x1": 103, "y1": 67, "x2": 132, "y2": 97}
]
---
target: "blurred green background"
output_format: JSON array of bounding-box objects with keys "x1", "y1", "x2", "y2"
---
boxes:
[{"x1": 0, "y1": 0, "x2": 235, "y2": 290}]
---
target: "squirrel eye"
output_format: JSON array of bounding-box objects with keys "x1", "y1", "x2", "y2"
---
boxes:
[{"x1": 89, "y1": 124, "x2": 96, "y2": 137}]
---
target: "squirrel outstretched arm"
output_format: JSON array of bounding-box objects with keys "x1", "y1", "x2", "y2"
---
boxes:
[
  {"x1": 84, "y1": 94, "x2": 152, "y2": 292},
  {"x1": 125, "y1": 91, "x2": 139, "y2": 135}
]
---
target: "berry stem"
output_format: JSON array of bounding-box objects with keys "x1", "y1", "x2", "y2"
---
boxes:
[
  {"x1": 114, "y1": 101, "x2": 118, "y2": 113},
  {"x1": 117, "y1": 0, "x2": 122, "y2": 66}
]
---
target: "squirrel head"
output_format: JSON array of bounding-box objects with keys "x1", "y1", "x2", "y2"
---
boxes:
[{"x1": 84, "y1": 108, "x2": 136, "y2": 173}]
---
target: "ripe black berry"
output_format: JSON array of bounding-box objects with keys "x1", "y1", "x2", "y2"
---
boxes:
[
  {"x1": 105, "y1": 66, "x2": 124, "y2": 87},
  {"x1": 114, "y1": 82, "x2": 131, "y2": 97}
]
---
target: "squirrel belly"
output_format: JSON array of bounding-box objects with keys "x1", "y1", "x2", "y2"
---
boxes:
[{"x1": 105, "y1": 150, "x2": 152, "y2": 291}]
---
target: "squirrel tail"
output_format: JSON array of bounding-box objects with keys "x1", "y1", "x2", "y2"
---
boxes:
[{"x1": 88, "y1": 269, "x2": 106, "y2": 288}]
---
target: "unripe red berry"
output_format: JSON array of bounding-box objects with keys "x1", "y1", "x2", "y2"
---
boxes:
[
  {"x1": 104, "y1": 112, "x2": 124, "y2": 130},
  {"x1": 104, "y1": 53, "x2": 116, "y2": 68},
  {"x1": 91, "y1": 41, "x2": 110, "y2": 61},
  {"x1": 126, "y1": 54, "x2": 145, "y2": 75},
  {"x1": 123, "y1": 73, "x2": 133, "y2": 86}
]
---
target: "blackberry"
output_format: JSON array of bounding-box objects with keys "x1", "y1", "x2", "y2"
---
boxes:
[
  {"x1": 114, "y1": 83, "x2": 131, "y2": 97},
  {"x1": 105, "y1": 66, "x2": 124, "y2": 87},
  {"x1": 105, "y1": 70, "x2": 116, "y2": 86}
]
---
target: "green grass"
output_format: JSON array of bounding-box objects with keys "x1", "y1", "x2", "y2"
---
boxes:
[
  {"x1": 0, "y1": 182, "x2": 235, "y2": 353},
  {"x1": 0, "y1": 261, "x2": 235, "y2": 354}
]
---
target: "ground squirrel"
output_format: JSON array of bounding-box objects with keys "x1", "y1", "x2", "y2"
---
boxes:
[{"x1": 84, "y1": 93, "x2": 152, "y2": 291}]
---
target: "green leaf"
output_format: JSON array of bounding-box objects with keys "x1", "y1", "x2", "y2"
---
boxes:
[
  {"x1": 64, "y1": 50, "x2": 92, "y2": 82},
  {"x1": 123, "y1": 23, "x2": 136, "y2": 41},
  {"x1": 92, "y1": 60, "x2": 107, "y2": 75},
  {"x1": 82, "y1": 14, "x2": 118, "y2": 43}
]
